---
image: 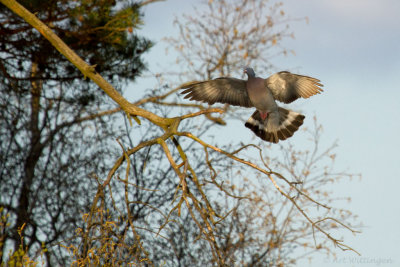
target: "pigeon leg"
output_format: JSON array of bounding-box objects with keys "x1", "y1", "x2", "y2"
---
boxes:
[{"x1": 260, "y1": 111, "x2": 269, "y2": 120}]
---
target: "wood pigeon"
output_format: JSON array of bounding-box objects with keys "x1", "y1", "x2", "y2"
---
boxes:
[{"x1": 180, "y1": 67, "x2": 323, "y2": 143}]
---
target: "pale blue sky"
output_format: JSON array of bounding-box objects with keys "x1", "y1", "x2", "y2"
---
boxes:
[{"x1": 130, "y1": 0, "x2": 400, "y2": 266}]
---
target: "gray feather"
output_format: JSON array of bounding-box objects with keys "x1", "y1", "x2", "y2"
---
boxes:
[{"x1": 180, "y1": 78, "x2": 253, "y2": 107}]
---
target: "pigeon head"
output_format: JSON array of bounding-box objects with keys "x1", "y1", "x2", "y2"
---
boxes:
[{"x1": 244, "y1": 67, "x2": 256, "y2": 78}]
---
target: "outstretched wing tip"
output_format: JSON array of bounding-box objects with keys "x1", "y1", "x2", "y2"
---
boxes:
[
  {"x1": 179, "y1": 81, "x2": 202, "y2": 89},
  {"x1": 178, "y1": 77, "x2": 252, "y2": 107},
  {"x1": 267, "y1": 72, "x2": 324, "y2": 103}
]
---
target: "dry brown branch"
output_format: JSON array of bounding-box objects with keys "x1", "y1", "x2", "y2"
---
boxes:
[
  {"x1": 176, "y1": 130, "x2": 359, "y2": 256},
  {"x1": 139, "y1": 0, "x2": 165, "y2": 7}
]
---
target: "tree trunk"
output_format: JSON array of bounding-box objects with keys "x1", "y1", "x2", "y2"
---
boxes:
[{"x1": 13, "y1": 61, "x2": 43, "y2": 252}]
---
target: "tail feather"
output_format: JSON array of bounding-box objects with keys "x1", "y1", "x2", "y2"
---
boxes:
[{"x1": 244, "y1": 107, "x2": 305, "y2": 143}]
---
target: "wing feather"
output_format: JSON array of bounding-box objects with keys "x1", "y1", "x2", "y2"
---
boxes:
[
  {"x1": 180, "y1": 77, "x2": 253, "y2": 107},
  {"x1": 266, "y1": 71, "x2": 324, "y2": 104}
]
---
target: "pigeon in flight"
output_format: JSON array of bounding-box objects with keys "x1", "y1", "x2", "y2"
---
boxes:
[{"x1": 180, "y1": 67, "x2": 323, "y2": 143}]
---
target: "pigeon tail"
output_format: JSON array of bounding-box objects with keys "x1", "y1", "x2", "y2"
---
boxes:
[{"x1": 244, "y1": 107, "x2": 305, "y2": 143}]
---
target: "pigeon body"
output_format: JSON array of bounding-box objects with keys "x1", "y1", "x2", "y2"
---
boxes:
[
  {"x1": 180, "y1": 67, "x2": 323, "y2": 143},
  {"x1": 245, "y1": 68, "x2": 278, "y2": 120}
]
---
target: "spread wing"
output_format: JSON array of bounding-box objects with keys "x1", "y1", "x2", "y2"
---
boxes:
[
  {"x1": 180, "y1": 77, "x2": 253, "y2": 107},
  {"x1": 266, "y1": 71, "x2": 324, "y2": 104}
]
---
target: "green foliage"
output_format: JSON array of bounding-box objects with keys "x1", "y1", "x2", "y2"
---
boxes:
[{"x1": 0, "y1": 0, "x2": 151, "y2": 83}]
